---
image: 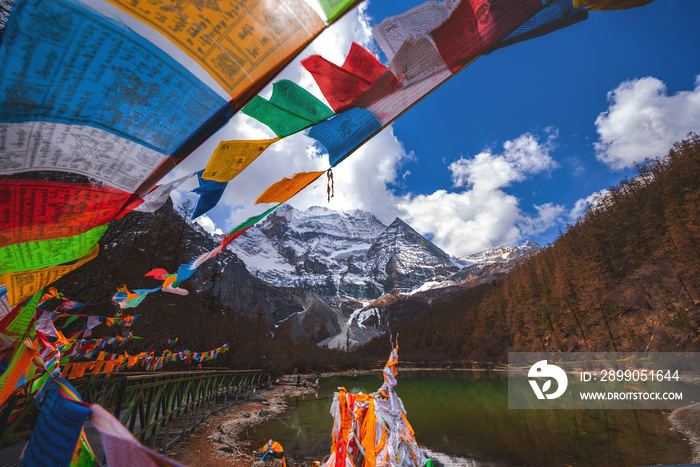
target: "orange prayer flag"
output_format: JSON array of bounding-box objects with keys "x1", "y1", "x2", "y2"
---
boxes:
[
  {"x1": 92, "y1": 361, "x2": 105, "y2": 374},
  {"x1": 0, "y1": 341, "x2": 37, "y2": 407},
  {"x1": 255, "y1": 171, "x2": 325, "y2": 204}
]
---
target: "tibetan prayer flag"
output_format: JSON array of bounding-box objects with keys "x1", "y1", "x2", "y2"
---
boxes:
[
  {"x1": 372, "y1": 0, "x2": 458, "y2": 61},
  {"x1": 0, "y1": 0, "x2": 227, "y2": 155},
  {"x1": 307, "y1": 108, "x2": 382, "y2": 166},
  {"x1": 386, "y1": 37, "x2": 450, "y2": 87},
  {"x1": 0, "y1": 245, "x2": 99, "y2": 308},
  {"x1": 0, "y1": 224, "x2": 107, "y2": 275},
  {"x1": 573, "y1": 0, "x2": 655, "y2": 10},
  {"x1": 317, "y1": 0, "x2": 357, "y2": 22},
  {"x1": 242, "y1": 80, "x2": 334, "y2": 137},
  {"x1": 202, "y1": 138, "x2": 279, "y2": 183},
  {"x1": 487, "y1": 0, "x2": 588, "y2": 52},
  {"x1": 3, "y1": 290, "x2": 42, "y2": 336},
  {"x1": 0, "y1": 122, "x2": 170, "y2": 193},
  {"x1": 104, "y1": 0, "x2": 325, "y2": 101},
  {"x1": 0, "y1": 180, "x2": 129, "y2": 248},
  {"x1": 256, "y1": 171, "x2": 325, "y2": 204},
  {"x1": 21, "y1": 380, "x2": 92, "y2": 467},
  {"x1": 220, "y1": 205, "x2": 280, "y2": 249},
  {"x1": 0, "y1": 339, "x2": 38, "y2": 407},
  {"x1": 145, "y1": 269, "x2": 170, "y2": 281},
  {"x1": 191, "y1": 172, "x2": 228, "y2": 220},
  {"x1": 226, "y1": 205, "x2": 281, "y2": 237},
  {"x1": 0, "y1": 290, "x2": 9, "y2": 322},
  {"x1": 134, "y1": 173, "x2": 196, "y2": 213},
  {"x1": 431, "y1": 0, "x2": 542, "y2": 72},
  {"x1": 302, "y1": 43, "x2": 388, "y2": 112}
]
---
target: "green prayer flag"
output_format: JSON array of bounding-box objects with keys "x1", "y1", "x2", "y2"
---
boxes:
[
  {"x1": 63, "y1": 315, "x2": 80, "y2": 328},
  {"x1": 226, "y1": 205, "x2": 280, "y2": 236},
  {"x1": 0, "y1": 224, "x2": 108, "y2": 275},
  {"x1": 317, "y1": 0, "x2": 357, "y2": 22},
  {"x1": 241, "y1": 80, "x2": 334, "y2": 137},
  {"x1": 6, "y1": 291, "x2": 43, "y2": 335}
]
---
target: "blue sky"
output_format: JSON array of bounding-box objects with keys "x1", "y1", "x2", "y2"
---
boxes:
[{"x1": 174, "y1": 0, "x2": 700, "y2": 258}]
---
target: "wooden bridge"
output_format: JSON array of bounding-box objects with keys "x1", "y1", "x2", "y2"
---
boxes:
[{"x1": 0, "y1": 369, "x2": 263, "y2": 464}]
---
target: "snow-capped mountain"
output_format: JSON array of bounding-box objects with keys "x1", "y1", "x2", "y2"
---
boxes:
[
  {"x1": 339, "y1": 217, "x2": 460, "y2": 296},
  {"x1": 228, "y1": 206, "x2": 461, "y2": 299},
  {"x1": 458, "y1": 241, "x2": 541, "y2": 264},
  {"x1": 223, "y1": 205, "x2": 541, "y2": 349},
  {"x1": 228, "y1": 205, "x2": 386, "y2": 296}
]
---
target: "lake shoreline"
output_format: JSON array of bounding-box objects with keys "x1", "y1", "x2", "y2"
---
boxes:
[
  {"x1": 669, "y1": 403, "x2": 700, "y2": 463},
  {"x1": 166, "y1": 375, "x2": 319, "y2": 467}
]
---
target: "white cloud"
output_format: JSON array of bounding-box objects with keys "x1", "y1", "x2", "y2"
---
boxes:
[
  {"x1": 569, "y1": 189, "x2": 610, "y2": 222},
  {"x1": 195, "y1": 215, "x2": 223, "y2": 236},
  {"x1": 400, "y1": 132, "x2": 562, "y2": 257},
  {"x1": 594, "y1": 75, "x2": 700, "y2": 170}
]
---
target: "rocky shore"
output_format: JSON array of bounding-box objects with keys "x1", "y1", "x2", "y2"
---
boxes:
[
  {"x1": 166, "y1": 377, "x2": 318, "y2": 467},
  {"x1": 669, "y1": 403, "x2": 700, "y2": 463}
]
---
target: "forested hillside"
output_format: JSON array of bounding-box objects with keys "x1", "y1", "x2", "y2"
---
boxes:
[{"x1": 360, "y1": 135, "x2": 700, "y2": 363}]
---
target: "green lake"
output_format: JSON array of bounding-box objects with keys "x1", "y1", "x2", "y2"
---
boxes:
[{"x1": 242, "y1": 370, "x2": 694, "y2": 466}]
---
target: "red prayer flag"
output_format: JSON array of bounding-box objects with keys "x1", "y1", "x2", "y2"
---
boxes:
[
  {"x1": 302, "y1": 43, "x2": 388, "y2": 112},
  {"x1": 431, "y1": 0, "x2": 542, "y2": 72},
  {"x1": 0, "y1": 180, "x2": 130, "y2": 247}
]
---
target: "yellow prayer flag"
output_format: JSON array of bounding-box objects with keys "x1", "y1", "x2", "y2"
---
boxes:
[
  {"x1": 0, "y1": 245, "x2": 99, "y2": 307},
  {"x1": 202, "y1": 138, "x2": 279, "y2": 182},
  {"x1": 104, "y1": 0, "x2": 325, "y2": 102},
  {"x1": 255, "y1": 171, "x2": 325, "y2": 204}
]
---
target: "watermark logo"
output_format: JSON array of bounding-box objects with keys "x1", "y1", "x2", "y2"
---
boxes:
[{"x1": 528, "y1": 360, "x2": 568, "y2": 400}]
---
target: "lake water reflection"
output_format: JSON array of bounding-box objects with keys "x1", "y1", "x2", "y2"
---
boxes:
[{"x1": 242, "y1": 370, "x2": 692, "y2": 466}]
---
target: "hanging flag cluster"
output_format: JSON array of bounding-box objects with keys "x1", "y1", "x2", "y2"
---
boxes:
[
  {"x1": 318, "y1": 345, "x2": 426, "y2": 467},
  {"x1": 61, "y1": 343, "x2": 230, "y2": 379}
]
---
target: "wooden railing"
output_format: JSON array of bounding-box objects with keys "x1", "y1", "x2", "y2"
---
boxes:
[{"x1": 0, "y1": 370, "x2": 263, "y2": 452}]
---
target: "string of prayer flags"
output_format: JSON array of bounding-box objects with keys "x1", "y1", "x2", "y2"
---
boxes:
[
  {"x1": 0, "y1": 180, "x2": 130, "y2": 248},
  {"x1": 307, "y1": 108, "x2": 382, "y2": 166},
  {"x1": 0, "y1": 0, "x2": 227, "y2": 156},
  {"x1": 573, "y1": 0, "x2": 655, "y2": 10},
  {"x1": 242, "y1": 80, "x2": 334, "y2": 138},
  {"x1": 316, "y1": 0, "x2": 359, "y2": 22},
  {"x1": 202, "y1": 138, "x2": 279, "y2": 183},
  {"x1": 487, "y1": 0, "x2": 589, "y2": 52},
  {"x1": 104, "y1": 0, "x2": 325, "y2": 102},
  {"x1": 301, "y1": 43, "x2": 388, "y2": 112},
  {"x1": 0, "y1": 245, "x2": 99, "y2": 308},
  {"x1": 430, "y1": 0, "x2": 543, "y2": 73},
  {"x1": 256, "y1": 171, "x2": 326, "y2": 205},
  {"x1": 20, "y1": 379, "x2": 92, "y2": 467},
  {"x1": 191, "y1": 171, "x2": 228, "y2": 220},
  {"x1": 133, "y1": 173, "x2": 196, "y2": 213}
]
